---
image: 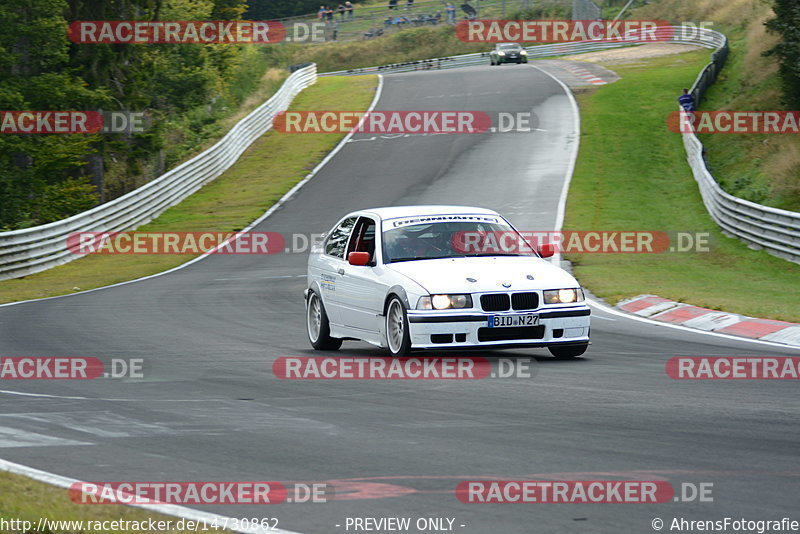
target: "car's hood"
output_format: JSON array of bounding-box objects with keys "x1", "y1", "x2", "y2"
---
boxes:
[{"x1": 385, "y1": 256, "x2": 578, "y2": 294}]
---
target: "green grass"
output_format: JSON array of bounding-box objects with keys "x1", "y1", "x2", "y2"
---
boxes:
[
  {"x1": 0, "y1": 75, "x2": 377, "y2": 304},
  {"x1": 565, "y1": 51, "x2": 800, "y2": 322},
  {"x1": 633, "y1": 0, "x2": 800, "y2": 212},
  {"x1": 0, "y1": 471, "x2": 228, "y2": 534}
]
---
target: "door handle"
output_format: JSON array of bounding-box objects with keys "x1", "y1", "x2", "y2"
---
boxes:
[{"x1": 337, "y1": 268, "x2": 345, "y2": 275}]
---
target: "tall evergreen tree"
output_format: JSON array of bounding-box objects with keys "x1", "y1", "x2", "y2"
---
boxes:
[{"x1": 765, "y1": 0, "x2": 800, "y2": 109}]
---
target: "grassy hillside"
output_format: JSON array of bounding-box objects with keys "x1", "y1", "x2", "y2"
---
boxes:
[
  {"x1": 565, "y1": 51, "x2": 800, "y2": 321},
  {"x1": 634, "y1": 0, "x2": 799, "y2": 211}
]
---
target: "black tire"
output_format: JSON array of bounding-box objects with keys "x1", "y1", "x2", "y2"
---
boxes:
[
  {"x1": 306, "y1": 290, "x2": 342, "y2": 351},
  {"x1": 385, "y1": 296, "x2": 411, "y2": 357},
  {"x1": 548, "y1": 343, "x2": 588, "y2": 360}
]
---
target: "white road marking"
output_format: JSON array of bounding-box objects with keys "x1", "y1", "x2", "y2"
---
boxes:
[
  {"x1": 0, "y1": 389, "x2": 223, "y2": 402},
  {"x1": 0, "y1": 458, "x2": 302, "y2": 534},
  {"x1": 0, "y1": 426, "x2": 90, "y2": 448}
]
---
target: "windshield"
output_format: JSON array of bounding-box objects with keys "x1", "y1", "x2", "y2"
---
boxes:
[
  {"x1": 499, "y1": 44, "x2": 522, "y2": 50},
  {"x1": 382, "y1": 219, "x2": 536, "y2": 263}
]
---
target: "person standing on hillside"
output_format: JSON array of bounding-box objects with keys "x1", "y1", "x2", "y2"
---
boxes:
[
  {"x1": 679, "y1": 88, "x2": 696, "y2": 112},
  {"x1": 445, "y1": 2, "x2": 456, "y2": 23},
  {"x1": 345, "y1": 1, "x2": 354, "y2": 20}
]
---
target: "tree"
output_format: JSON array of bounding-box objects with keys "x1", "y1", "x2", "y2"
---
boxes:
[
  {"x1": 764, "y1": 0, "x2": 800, "y2": 109},
  {"x1": 0, "y1": 0, "x2": 107, "y2": 228}
]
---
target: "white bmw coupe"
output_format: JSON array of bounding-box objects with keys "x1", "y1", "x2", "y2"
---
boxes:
[{"x1": 305, "y1": 206, "x2": 590, "y2": 358}]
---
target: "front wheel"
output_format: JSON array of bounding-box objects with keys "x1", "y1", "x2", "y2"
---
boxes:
[
  {"x1": 548, "y1": 343, "x2": 588, "y2": 360},
  {"x1": 306, "y1": 290, "x2": 342, "y2": 351},
  {"x1": 385, "y1": 296, "x2": 411, "y2": 356}
]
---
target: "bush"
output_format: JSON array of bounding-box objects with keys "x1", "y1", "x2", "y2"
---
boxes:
[{"x1": 35, "y1": 177, "x2": 98, "y2": 224}]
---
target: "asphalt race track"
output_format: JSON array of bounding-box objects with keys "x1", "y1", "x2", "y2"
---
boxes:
[{"x1": 1, "y1": 64, "x2": 799, "y2": 533}]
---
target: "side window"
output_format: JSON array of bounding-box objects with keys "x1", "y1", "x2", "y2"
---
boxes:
[
  {"x1": 324, "y1": 217, "x2": 357, "y2": 259},
  {"x1": 347, "y1": 217, "x2": 377, "y2": 258}
]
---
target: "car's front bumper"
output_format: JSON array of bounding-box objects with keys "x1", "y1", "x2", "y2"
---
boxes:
[
  {"x1": 498, "y1": 55, "x2": 527, "y2": 63},
  {"x1": 406, "y1": 306, "x2": 590, "y2": 349}
]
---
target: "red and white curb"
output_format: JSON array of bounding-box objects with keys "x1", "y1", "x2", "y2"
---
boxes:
[
  {"x1": 617, "y1": 295, "x2": 800, "y2": 347},
  {"x1": 561, "y1": 64, "x2": 607, "y2": 85}
]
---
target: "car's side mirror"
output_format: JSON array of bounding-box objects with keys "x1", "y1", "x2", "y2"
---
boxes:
[
  {"x1": 538, "y1": 243, "x2": 556, "y2": 258},
  {"x1": 348, "y1": 251, "x2": 371, "y2": 266}
]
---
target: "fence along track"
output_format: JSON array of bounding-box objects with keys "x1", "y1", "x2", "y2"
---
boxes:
[{"x1": 0, "y1": 65, "x2": 317, "y2": 281}]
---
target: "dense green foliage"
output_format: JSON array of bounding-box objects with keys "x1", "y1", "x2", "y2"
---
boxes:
[
  {"x1": 0, "y1": 0, "x2": 266, "y2": 230},
  {"x1": 764, "y1": 0, "x2": 800, "y2": 109}
]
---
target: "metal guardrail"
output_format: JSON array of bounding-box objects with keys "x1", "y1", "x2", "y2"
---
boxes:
[
  {"x1": 0, "y1": 64, "x2": 318, "y2": 281},
  {"x1": 682, "y1": 40, "x2": 800, "y2": 264},
  {"x1": 320, "y1": 26, "x2": 726, "y2": 76}
]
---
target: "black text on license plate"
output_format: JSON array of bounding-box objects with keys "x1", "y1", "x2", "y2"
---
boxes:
[{"x1": 488, "y1": 314, "x2": 539, "y2": 328}]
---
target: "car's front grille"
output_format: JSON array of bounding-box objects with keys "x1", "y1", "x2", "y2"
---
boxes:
[
  {"x1": 481, "y1": 292, "x2": 539, "y2": 311},
  {"x1": 478, "y1": 325, "x2": 545, "y2": 342},
  {"x1": 511, "y1": 292, "x2": 538, "y2": 310},
  {"x1": 480, "y1": 294, "x2": 510, "y2": 311}
]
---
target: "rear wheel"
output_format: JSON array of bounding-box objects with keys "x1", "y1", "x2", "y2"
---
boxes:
[
  {"x1": 385, "y1": 296, "x2": 411, "y2": 357},
  {"x1": 306, "y1": 290, "x2": 342, "y2": 351},
  {"x1": 548, "y1": 343, "x2": 588, "y2": 359}
]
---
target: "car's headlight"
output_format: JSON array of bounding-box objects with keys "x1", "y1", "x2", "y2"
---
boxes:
[
  {"x1": 417, "y1": 294, "x2": 473, "y2": 310},
  {"x1": 543, "y1": 288, "x2": 584, "y2": 304},
  {"x1": 520, "y1": 50, "x2": 528, "y2": 55},
  {"x1": 497, "y1": 51, "x2": 506, "y2": 56}
]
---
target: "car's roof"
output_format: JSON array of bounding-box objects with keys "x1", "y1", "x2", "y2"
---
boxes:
[
  {"x1": 497, "y1": 42, "x2": 522, "y2": 46},
  {"x1": 359, "y1": 205, "x2": 500, "y2": 220}
]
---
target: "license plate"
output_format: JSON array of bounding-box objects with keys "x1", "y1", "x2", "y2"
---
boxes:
[{"x1": 488, "y1": 314, "x2": 539, "y2": 328}]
